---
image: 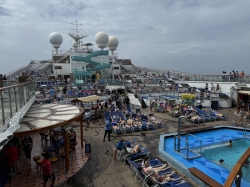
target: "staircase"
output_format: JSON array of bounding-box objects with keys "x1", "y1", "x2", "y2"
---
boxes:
[
  {"x1": 55, "y1": 49, "x2": 71, "y2": 63},
  {"x1": 210, "y1": 93, "x2": 219, "y2": 110}
]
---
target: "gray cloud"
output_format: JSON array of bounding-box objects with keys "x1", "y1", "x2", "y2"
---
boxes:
[
  {"x1": 0, "y1": 0, "x2": 250, "y2": 75},
  {"x1": 0, "y1": 6, "x2": 10, "y2": 16}
]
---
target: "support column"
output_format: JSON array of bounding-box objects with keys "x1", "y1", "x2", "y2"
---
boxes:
[
  {"x1": 80, "y1": 118, "x2": 83, "y2": 148},
  {"x1": 64, "y1": 130, "x2": 69, "y2": 172}
]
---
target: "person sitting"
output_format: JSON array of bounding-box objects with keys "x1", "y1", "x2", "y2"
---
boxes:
[
  {"x1": 50, "y1": 129, "x2": 61, "y2": 143},
  {"x1": 52, "y1": 99, "x2": 58, "y2": 104},
  {"x1": 120, "y1": 119, "x2": 132, "y2": 130},
  {"x1": 111, "y1": 119, "x2": 120, "y2": 130},
  {"x1": 149, "y1": 114, "x2": 161, "y2": 124},
  {"x1": 115, "y1": 106, "x2": 119, "y2": 112},
  {"x1": 126, "y1": 116, "x2": 135, "y2": 125},
  {"x1": 126, "y1": 144, "x2": 141, "y2": 154},
  {"x1": 68, "y1": 128, "x2": 76, "y2": 143}
]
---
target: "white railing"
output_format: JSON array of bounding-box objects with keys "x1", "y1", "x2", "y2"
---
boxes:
[
  {"x1": 52, "y1": 50, "x2": 71, "y2": 56},
  {"x1": 55, "y1": 49, "x2": 72, "y2": 63},
  {"x1": 6, "y1": 65, "x2": 30, "y2": 81}
]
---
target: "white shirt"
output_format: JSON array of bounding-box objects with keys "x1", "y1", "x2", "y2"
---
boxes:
[{"x1": 197, "y1": 100, "x2": 201, "y2": 105}]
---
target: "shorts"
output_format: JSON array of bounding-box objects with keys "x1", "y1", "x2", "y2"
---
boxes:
[
  {"x1": 43, "y1": 173, "x2": 55, "y2": 183},
  {"x1": 115, "y1": 142, "x2": 124, "y2": 150},
  {"x1": 86, "y1": 117, "x2": 90, "y2": 122}
]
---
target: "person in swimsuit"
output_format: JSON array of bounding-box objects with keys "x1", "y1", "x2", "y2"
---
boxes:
[{"x1": 149, "y1": 169, "x2": 181, "y2": 183}]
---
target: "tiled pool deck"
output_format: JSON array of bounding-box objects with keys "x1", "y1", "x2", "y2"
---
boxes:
[{"x1": 158, "y1": 126, "x2": 250, "y2": 187}]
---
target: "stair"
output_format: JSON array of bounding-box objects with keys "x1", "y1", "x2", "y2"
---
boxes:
[
  {"x1": 210, "y1": 93, "x2": 219, "y2": 110},
  {"x1": 55, "y1": 49, "x2": 71, "y2": 63}
]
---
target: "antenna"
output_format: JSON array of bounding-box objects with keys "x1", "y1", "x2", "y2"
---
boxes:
[
  {"x1": 71, "y1": 20, "x2": 82, "y2": 36},
  {"x1": 68, "y1": 20, "x2": 88, "y2": 44}
]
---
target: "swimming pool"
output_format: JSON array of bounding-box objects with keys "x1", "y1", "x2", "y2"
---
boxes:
[
  {"x1": 158, "y1": 126, "x2": 250, "y2": 187},
  {"x1": 201, "y1": 139, "x2": 250, "y2": 182}
]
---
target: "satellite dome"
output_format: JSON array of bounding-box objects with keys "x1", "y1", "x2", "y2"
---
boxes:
[
  {"x1": 95, "y1": 32, "x2": 109, "y2": 49},
  {"x1": 108, "y1": 36, "x2": 119, "y2": 52},
  {"x1": 49, "y1": 32, "x2": 63, "y2": 49},
  {"x1": 72, "y1": 41, "x2": 78, "y2": 48}
]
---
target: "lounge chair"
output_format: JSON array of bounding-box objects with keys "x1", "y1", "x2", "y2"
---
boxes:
[
  {"x1": 123, "y1": 145, "x2": 149, "y2": 163},
  {"x1": 196, "y1": 108, "x2": 216, "y2": 121},
  {"x1": 126, "y1": 105, "x2": 136, "y2": 116},
  {"x1": 210, "y1": 109, "x2": 228, "y2": 120}
]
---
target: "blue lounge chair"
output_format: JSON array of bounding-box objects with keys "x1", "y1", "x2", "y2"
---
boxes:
[{"x1": 126, "y1": 105, "x2": 136, "y2": 115}]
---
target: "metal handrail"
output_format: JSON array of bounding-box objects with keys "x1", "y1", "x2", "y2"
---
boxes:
[
  {"x1": 0, "y1": 82, "x2": 33, "y2": 91},
  {"x1": 5, "y1": 65, "x2": 29, "y2": 76},
  {"x1": 187, "y1": 133, "x2": 202, "y2": 154}
]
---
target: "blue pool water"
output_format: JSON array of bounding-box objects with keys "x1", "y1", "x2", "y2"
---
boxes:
[
  {"x1": 202, "y1": 139, "x2": 250, "y2": 181},
  {"x1": 160, "y1": 127, "x2": 250, "y2": 186}
]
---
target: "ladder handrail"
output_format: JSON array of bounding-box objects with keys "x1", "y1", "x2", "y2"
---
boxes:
[{"x1": 55, "y1": 49, "x2": 71, "y2": 63}]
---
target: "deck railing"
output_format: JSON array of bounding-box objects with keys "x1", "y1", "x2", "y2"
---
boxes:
[{"x1": 0, "y1": 82, "x2": 36, "y2": 127}]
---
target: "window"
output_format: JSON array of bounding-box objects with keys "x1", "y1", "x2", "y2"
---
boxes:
[
  {"x1": 54, "y1": 66, "x2": 62, "y2": 69},
  {"x1": 114, "y1": 67, "x2": 119, "y2": 70}
]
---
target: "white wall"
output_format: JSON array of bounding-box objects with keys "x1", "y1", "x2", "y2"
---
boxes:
[{"x1": 53, "y1": 64, "x2": 71, "y2": 76}]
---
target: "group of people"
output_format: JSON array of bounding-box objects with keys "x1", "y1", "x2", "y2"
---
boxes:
[
  {"x1": 222, "y1": 70, "x2": 245, "y2": 82},
  {"x1": 5, "y1": 140, "x2": 56, "y2": 187}
]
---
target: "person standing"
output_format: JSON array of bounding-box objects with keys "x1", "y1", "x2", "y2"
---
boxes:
[
  {"x1": 216, "y1": 84, "x2": 220, "y2": 93},
  {"x1": 84, "y1": 110, "x2": 91, "y2": 127},
  {"x1": 196, "y1": 99, "x2": 202, "y2": 110},
  {"x1": 67, "y1": 77, "x2": 71, "y2": 85},
  {"x1": 97, "y1": 106, "x2": 103, "y2": 124},
  {"x1": 240, "y1": 71, "x2": 245, "y2": 82},
  {"x1": 5, "y1": 142, "x2": 22, "y2": 174},
  {"x1": 211, "y1": 83, "x2": 215, "y2": 93},
  {"x1": 103, "y1": 119, "x2": 112, "y2": 142},
  {"x1": 125, "y1": 96, "x2": 130, "y2": 107},
  {"x1": 3, "y1": 75, "x2": 7, "y2": 80},
  {"x1": 22, "y1": 135, "x2": 33, "y2": 163},
  {"x1": 149, "y1": 100, "x2": 153, "y2": 112},
  {"x1": 205, "y1": 83, "x2": 208, "y2": 97},
  {"x1": 41, "y1": 153, "x2": 55, "y2": 187}
]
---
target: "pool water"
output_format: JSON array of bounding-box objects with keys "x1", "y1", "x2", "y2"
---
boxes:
[{"x1": 201, "y1": 139, "x2": 250, "y2": 181}]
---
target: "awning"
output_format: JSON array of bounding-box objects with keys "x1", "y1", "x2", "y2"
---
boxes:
[
  {"x1": 71, "y1": 95, "x2": 101, "y2": 103},
  {"x1": 238, "y1": 91, "x2": 250, "y2": 96}
]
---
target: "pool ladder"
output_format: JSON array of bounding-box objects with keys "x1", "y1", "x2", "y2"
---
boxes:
[{"x1": 242, "y1": 124, "x2": 250, "y2": 138}]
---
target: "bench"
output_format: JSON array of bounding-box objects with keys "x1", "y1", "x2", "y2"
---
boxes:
[{"x1": 188, "y1": 167, "x2": 223, "y2": 187}]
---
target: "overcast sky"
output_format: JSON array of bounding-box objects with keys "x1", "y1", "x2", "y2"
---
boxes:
[{"x1": 1, "y1": 0, "x2": 250, "y2": 75}]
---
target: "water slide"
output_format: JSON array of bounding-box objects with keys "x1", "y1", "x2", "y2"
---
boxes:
[{"x1": 71, "y1": 50, "x2": 111, "y2": 77}]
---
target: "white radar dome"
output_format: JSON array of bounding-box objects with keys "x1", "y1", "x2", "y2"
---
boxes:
[
  {"x1": 95, "y1": 31, "x2": 109, "y2": 49},
  {"x1": 72, "y1": 41, "x2": 78, "y2": 48},
  {"x1": 108, "y1": 36, "x2": 119, "y2": 52},
  {"x1": 49, "y1": 32, "x2": 63, "y2": 49}
]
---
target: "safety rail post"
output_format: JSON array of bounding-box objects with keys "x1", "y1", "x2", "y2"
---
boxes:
[
  {"x1": 0, "y1": 90, "x2": 5, "y2": 124},
  {"x1": 8, "y1": 88, "x2": 12, "y2": 118},
  {"x1": 14, "y1": 87, "x2": 18, "y2": 112},
  {"x1": 174, "y1": 135, "x2": 176, "y2": 151},
  {"x1": 186, "y1": 133, "x2": 188, "y2": 159}
]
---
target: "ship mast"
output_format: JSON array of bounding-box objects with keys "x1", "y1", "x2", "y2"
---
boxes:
[{"x1": 68, "y1": 20, "x2": 88, "y2": 48}]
